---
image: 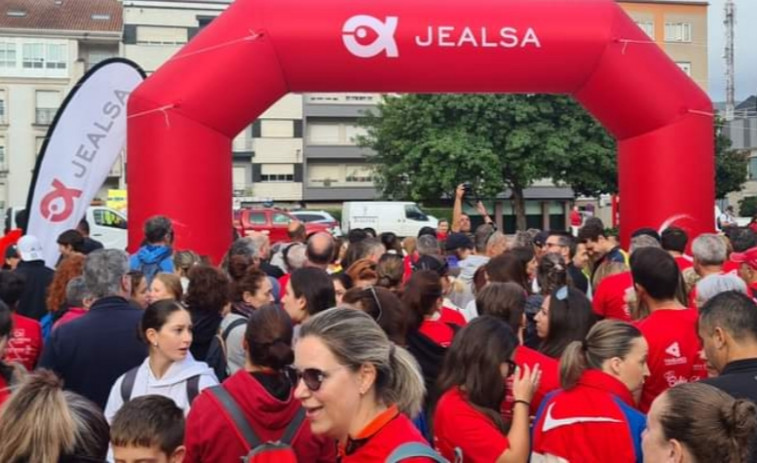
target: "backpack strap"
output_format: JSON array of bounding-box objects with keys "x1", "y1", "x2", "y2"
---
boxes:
[
  {"x1": 279, "y1": 407, "x2": 306, "y2": 445},
  {"x1": 222, "y1": 317, "x2": 247, "y2": 341},
  {"x1": 385, "y1": 442, "x2": 448, "y2": 463},
  {"x1": 185, "y1": 375, "x2": 200, "y2": 404},
  {"x1": 120, "y1": 366, "x2": 139, "y2": 403},
  {"x1": 208, "y1": 385, "x2": 262, "y2": 449}
]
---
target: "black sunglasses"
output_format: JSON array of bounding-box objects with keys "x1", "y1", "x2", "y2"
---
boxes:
[{"x1": 289, "y1": 367, "x2": 338, "y2": 392}]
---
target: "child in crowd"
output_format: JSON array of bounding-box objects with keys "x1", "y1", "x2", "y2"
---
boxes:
[{"x1": 111, "y1": 394, "x2": 186, "y2": 463}]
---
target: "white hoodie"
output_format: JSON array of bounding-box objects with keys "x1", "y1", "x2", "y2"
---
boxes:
[{"x1": 104, "y1": 353, "x2": 218, "y2": 424}]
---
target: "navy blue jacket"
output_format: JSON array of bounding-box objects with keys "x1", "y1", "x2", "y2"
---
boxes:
[
  {"x1": 38, "y1": 296, "x2": 147, "y2": 409},
  {"x1": 14, "y1": 260, "x2": 54, "y2": 320}
]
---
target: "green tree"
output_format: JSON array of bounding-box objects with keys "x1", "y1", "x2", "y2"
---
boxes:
[
  {"x1": 715, "y1": 117, "x2": 749, "y2": 199},
  {"x1": 358, "y1": 94, "x2": 616, "y2": 230}
]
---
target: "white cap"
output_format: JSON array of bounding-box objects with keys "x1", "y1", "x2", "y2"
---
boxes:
[{"x1": 17, "y1": 235, "x2": 43, "y2": 261}]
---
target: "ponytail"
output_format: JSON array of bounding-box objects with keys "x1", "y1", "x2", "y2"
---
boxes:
[
  {"x1": 559, "y1": 340, "x2": 587, "y2": 390},
  {"x1": 559, "y1": 320, "x2": 641, "y2": 390},
  {"x1": 661, "y1": 382, "x2": 757, "y2": 463},
  {"x1": 387, "y1": 345, "x2": 425, "y2": 418}
]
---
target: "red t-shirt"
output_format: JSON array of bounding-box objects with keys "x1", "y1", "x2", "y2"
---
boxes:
[
  {"x1": 439, "y1": 306, "x2": 466, "y2": 327},
  {"x1": 0, "y1": 374, "x2": 10, "y2": 408},
  {"x1": 570, "y1": 210, "x2": 582, "y2": 227},
  {"x1": 674, "y1": 256, "x2": 693, "y2": 272},
  {"x1": 635, "y1": 308, "x2": 707, "y2": 413},
  {"x1": 592, "y1": 271, "x2": 633, "y2": 322},
  {"x1": 4, "y1": 313, "x2": 42, "y2": 371},
  {"x1": 418, "y1": 319, "x2": 456, "y2": 347},
  {"x1": 509, "y1": 346, "x2": 560, "y2": 415},
  {"x1": 434, "y1": 387, "x2": 510, "y2": 462},
  {"x1": 341, "y1": 406, "x2": 432, "y2": 462}
]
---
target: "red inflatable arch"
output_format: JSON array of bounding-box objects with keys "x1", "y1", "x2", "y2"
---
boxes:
[{"x1": 127, "y1": 0, "x2": 713, "y2": 261}]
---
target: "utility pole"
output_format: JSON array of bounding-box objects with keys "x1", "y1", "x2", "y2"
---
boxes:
[{"x1": 724, "y1": 0, "x2": 736, "y2": 121}]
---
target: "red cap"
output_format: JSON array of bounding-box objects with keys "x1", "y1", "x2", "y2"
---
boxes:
[{"x1": 730, "y1": 247, "x2": 757, "y2": 269}]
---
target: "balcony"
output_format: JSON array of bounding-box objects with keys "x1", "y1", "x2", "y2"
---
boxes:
[{"x1": 35, "y1": 108, "x2": 57, "y2": 125}]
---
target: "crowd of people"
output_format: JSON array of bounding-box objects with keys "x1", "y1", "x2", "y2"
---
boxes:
[{"x1": 2, "y1": 196, "x2": 757, "y2": 462}]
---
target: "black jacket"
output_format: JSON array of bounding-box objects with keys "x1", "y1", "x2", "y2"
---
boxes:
[
  {"x1": 189, "y1": 308, "x2": 223, "y2": 361},
  {"x1": 702, "y1": 358, "x2": 757, "y2": 463},
  {"x1": 81, "y1": 237, "x2": 104, "y2": 254},
  {"x1": 38, "y1": 296, "x2": 147, "y2": 409},
  {"x1": 14, "y1": 260, "x2": 54, "y2": 320}
]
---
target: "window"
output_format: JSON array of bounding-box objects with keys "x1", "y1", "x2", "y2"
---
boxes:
[
  {"x1": 260, "y1": 164, "x2": 294, "y2": 182},
  {"x1": 345, "y1": 164, "x2": 373, "y2": 183},
  {"x1": 36, "y1": 90, "x2": 61, "y2": 125},
  {"x1": 307, "y1": 123, "x2": 340, "y2": 144},
  {"x1": 137, "y1": 27, "x2": 187, "y2": 46},
  {"x1": 272, "y1": 213, "x2": 291, "y2": 225},
  {"x1": 405, "y1": 204, "x2": 428, "y2": 221},
  {"x1": 0, "y1": 89, "x2": 6, "y2": 124},
  {"x1": 93, "y1": 209, "x2": 127, "y2": 229},
  {"x1": 345, "y1": 124, "x2": 368, "y2": 143},
  {"x1": 749, "y1": 157, "x2": 757, "y2": 180},
  {"x1": 45, "y1": 44, "x2": 66, "y2": 69},
  {"x1": 22, "y1": 43, "x2": 44, "y2": 68},
  {"x1": 664, "y1": 23, "x2": 692, "y2": 42},
  {"x1": 0, "y1": 136, "x2": 6, "y2": 170},
  {"x1": 676, "y1": 61, "x2": 692, "y2": 76},
  {"x1": 0, "y1": 42, "x2": 16, "y2": 68},
  {"x1": 249, "y1": 212, "x2": 266, "y2": 225},
  {"x1": 260, "y1": 120, "x2": 293, "y2": 138},
  {"x1": 91, "y1": 14, "x2": 111, "y2": 21},
  {"x1": 635, "y1": 21, "x2": 654, "y2": 39}
]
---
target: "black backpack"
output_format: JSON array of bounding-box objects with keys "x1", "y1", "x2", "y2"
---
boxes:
[
  {"x1": 120, "y1": 366, "x2": 200, "y2": 404},
  {"x1": 205, "y1": 318, "x2": 247, "y2": 382}
]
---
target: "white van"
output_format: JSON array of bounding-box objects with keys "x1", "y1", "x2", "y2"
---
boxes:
[
  {"x1": 5, "y1": 205, "x2": 128, "y2": 250},
  {"x1": 342, "y1": 202, "x2": 438, "y2": 237}
]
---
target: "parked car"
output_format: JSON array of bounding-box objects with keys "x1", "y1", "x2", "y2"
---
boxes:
[
  {"x1": 290, "y1": 210, "x2": 343, "y2": 236},
  {"x1": 342, "y1": 201, "x2": 438, "y2": 237},
  {"x1": 235, "y1": 208, "x2": 332, "y2": 244}
]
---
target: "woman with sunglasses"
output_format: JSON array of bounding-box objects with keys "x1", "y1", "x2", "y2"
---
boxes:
[
  {"x1": 184, "y1": 305, "x2": 336, "y2": 462},
  {"x1": 434, "y1": 316, "x2": 541, "y2": 463},
  {"x1": 531, "y1": 320, "x2": 649, "y2": 463},
  {"x1": 294, "y1": 308, "x2": 435, "y2": 461},
  {"x1": 534, "y1": 285, "x2": 596, "y2": 359}
]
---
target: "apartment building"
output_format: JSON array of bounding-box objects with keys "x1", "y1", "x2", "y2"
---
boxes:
[
  {"x1": 724, "y1": 96, "x2": 757, "y2": 211},
  {"x1": 0, "y1": 0, "x2": 122, "y2": 210},
  {"x1": 618, "y1": 0, "x2": 708, "y2": 91},
  {"x1": 122, "y1": 0, "x2": 304, "y2": 205}
]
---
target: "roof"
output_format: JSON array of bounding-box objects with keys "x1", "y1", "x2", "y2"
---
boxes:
[
  {"x1": 736, "y1": 96, "x2": 757, "y2": 112},
  {"x1": 0, "y1": 0, "x2": 122, "y2": 33}
]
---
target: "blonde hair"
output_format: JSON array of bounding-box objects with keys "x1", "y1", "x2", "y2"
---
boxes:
[
  {"x1": 592, "y1": 261, "x2": 628, "y2": 288},
  {"x1": 0, "y1": 370, "x2": 109, "y2": 462},
  {"x1": 560, "y1": 320, "x2": 642, "y2": 390},
  {"x1": 300, "y1": 308, "x2": 425, "y2": 418}
]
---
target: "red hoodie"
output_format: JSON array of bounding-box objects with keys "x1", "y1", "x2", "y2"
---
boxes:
[{"x1": 184, "y1": 370, "x2": 336, "y2": 462}]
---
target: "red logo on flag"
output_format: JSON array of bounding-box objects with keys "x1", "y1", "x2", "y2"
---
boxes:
[{"x1": 40, "y1": 179, "x2": 82, "y2": 223}]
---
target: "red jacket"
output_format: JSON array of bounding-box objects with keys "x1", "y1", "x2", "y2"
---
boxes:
[
  {"x1": 532, "y1": 370, "x2": 646, "y2": 463},
  {"x1": 184, "y1": 370, "x2": 336, "y2": 463}
]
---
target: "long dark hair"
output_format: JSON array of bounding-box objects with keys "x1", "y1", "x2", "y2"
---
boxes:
[
  {"x1": 402, "y1": 270, "x2": 442, "y2": 333},
  {"x1": 437, "y1": 316, "x2": 518, "y2": 431},
  {"x1": 485, "y1": 252, "x2": 530, "y2": 290},
  {"x1": 540, "y1": 287, "x2": 597, "y2": 359},
  {"x1": 245, "y1": 305, "x2": 294, "y2": 370},
  {"x1": 342, "y1": 286, "x2": 408, "y2": 346}
]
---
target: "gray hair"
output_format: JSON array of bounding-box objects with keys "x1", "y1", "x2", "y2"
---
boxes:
[
  {"x1": 692, "y1": 234, "x2": 727, "y2": 266},
  {"x1": 696, "y1": 274, "x2": 748, "y2": 307},
  {"x1": 84, "y1": 249, "x2": 129, "y2": 299},
  {"x1": 486, "y1": 232, "x2": 508, "y2": 253},
  {"x1": 65, "y1": 276, "x2": 90, "y2": 308},
  {"x1": 285, "y1": 243, "x2": 307, "y2": 271},
  {"x1": 474, "y1": 224, "x2": 495, "y2": 254},
  {"x1": 248, "y1": 232, "x2": 270, "y2": 259},
  {"x1": 630, "y1": 235, "x2": 662, "y2": 254},
  {"x1": 416, "y1": 235, "x2": 440, "y2": 256},
  {"x1": 511, "y1": 231, "x2": 533, "y2": 249},
  {"x1": 300, "y1": 308, "x2": 425, "y2": 418}
]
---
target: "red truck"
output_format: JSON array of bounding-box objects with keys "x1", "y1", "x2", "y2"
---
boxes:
[{"x1": 234, "y1": 208, "x2": 332, "y2": 244}]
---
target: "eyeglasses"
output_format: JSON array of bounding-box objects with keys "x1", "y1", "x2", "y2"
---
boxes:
[
  {"x1": 365, "y1": 286, "x2": 384, "y2": 323},
  {"x1": 289, "y1": 367, "x2": 342, "y2": 392}
]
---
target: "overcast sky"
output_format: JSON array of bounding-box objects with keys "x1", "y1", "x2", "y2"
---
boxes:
[{"x1": 708, "y1": 0, "x2": 757, "y2": 103}]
